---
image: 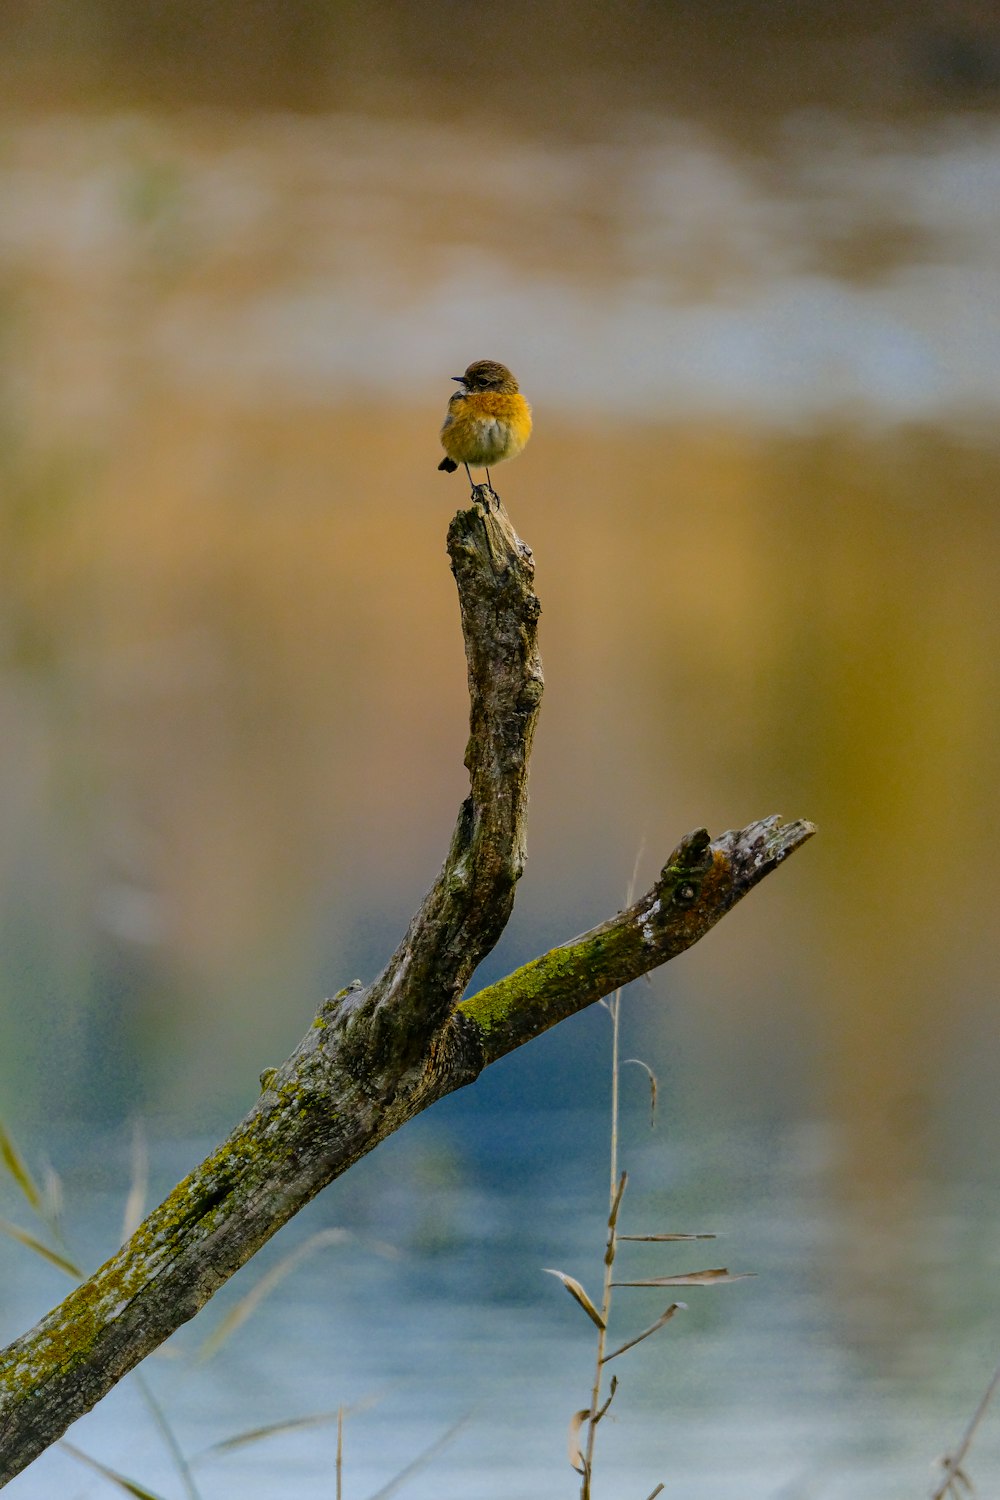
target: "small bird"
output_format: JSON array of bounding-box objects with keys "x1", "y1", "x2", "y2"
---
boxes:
[{"x1": 438, "y1": 359, "x2": 532, "y2": 496}]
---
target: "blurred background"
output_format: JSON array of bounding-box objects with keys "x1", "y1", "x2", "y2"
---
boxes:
[{"x1": 2, "y1": 2, "x2": 1000, "y2": 1495}]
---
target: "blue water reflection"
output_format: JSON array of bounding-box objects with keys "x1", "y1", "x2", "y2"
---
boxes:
[{"x1": 3, "y1": 1100, "x2": 999, "y2": 1499}]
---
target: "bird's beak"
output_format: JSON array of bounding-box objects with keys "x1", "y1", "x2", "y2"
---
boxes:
[{"x1": 451, "y1": 375, "x2": 465, "y2": 384}]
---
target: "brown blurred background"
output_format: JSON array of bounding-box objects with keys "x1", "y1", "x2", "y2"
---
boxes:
[
  {"x1": 3, "y1": 1, "x2": 1000, "y2": 1492},
  {"x1": 1, "y1": 0, "x2": 1000, "y2": 1381}
]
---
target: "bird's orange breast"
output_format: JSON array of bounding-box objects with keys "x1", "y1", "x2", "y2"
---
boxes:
[{"x1": 440, "y1": 391, "x2": 533, "y2": 467}]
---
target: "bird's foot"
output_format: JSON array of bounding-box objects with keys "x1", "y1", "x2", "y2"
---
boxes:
[{"x1": 470, "y1": 482, "x2": 497, "y2": 510}]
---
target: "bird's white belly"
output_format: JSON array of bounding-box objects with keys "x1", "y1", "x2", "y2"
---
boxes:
[
  {"x1": 473, "y1": 417, "x2": 529, "y2": 463},
  {"x1": 474, "y1": 419, "x2": 510, "y2": 460}
]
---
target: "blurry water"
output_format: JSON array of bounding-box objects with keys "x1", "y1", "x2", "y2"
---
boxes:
[
  {"x1": 2, "y1": 90, "x2": 1000, "y2": 1500},
  {"x1": 3, "y1": 111, "x2": 1000, "y2": 426},
  {"x1": 3, "y1": 1102, "x2": 999, "y2": 1500},
  {"x1": 1, "y1": 108, "x2": 999, "y2": 1130}
]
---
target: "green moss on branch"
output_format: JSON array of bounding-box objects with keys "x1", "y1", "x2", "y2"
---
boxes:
[{"x1": 457, "y1": 817, "x2": 815, "y2": 1063}]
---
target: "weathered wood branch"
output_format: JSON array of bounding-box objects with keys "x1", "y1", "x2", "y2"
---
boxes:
[
  {"x1": 0, "y1": 493, "x2": 813, "y2": 1484},
  {"x1": 456, "y1": 815, "x2": 814, "y2": 1065}
]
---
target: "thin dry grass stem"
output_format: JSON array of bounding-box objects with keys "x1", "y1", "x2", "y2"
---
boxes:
[
  {"x1": 196, "y1": 1395, "x2": 383, "y2": 1460},
  {"x1": 612, "y1": 1270, "x2": 751, "y2": 1287},
  {"x1": 337, "y1": 1405, "x2": 344, "y2": 1500},
  {"x1": 0, "y1": 1217, "x2": 81, "y2": 1278},
  {"x1": 40, "y1": 1160, "x2": 64, "y2": 1237},
  {"x1": 61, "y1": 1441, "x2": 168, "y2": 1500},
  {"x1": 134, "y1": 1372, "x2": 202, "y2": 1500},
  {"x1": 580, "y1": 850, "x2": 673, "y2": 1500},
  {"x1": 609, "y1": 1171, "x2": 628, "y2": 1233},
  {"x1": 602, "y1": 1304, "x2": 685, "y2": 1364},
  {"x1": 617, "y1": 1233, "x2": 715, "y2": 1242},
  {"x1": 580, "y1": 979, "x2": 626, "y2": 1500},
  {"x1": 556, "y1": 849, "x2": 753, "y2": 1497},
  {"x1": 931, "y1": 1360, "x2": 1000, "y2": 1500},
  {"x1": 363, "y1": 1413, "x2": 471, "y2": 1500},
  {"x1": 593, "y1": 1379, "x2": 618, "y2": 1422},
  {"x1": 622, "y1": 1059, "x2": 657, "y2": 1128},
  {"x1": 0, "y1": 1117, "x2": 80, "y2": 1272},
  {"x1": 0, "y1": 1120, "x2": 41, "y2": 1213},
  {"x1": 645, "y1": 1484, "x2": 665, "y2": 1500},
  {"x1": 122, "y1": 1120, "x2": 150, "y2": 1243},
  {"x1": 627, "y1": 841, "x2": 646, "y2": 911},
  {"x1": 198, "y1": 1227, "x2": 355, "y2": 1362}
]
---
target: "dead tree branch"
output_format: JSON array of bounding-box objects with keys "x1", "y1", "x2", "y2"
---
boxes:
[{"x1": 0, "y1": 493, "x2": 814, "y2": 1484}]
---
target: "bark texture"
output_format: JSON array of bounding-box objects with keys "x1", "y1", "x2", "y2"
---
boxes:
[{"x1": 0, "y1": 491, "x2": 814, "y2": 1484}]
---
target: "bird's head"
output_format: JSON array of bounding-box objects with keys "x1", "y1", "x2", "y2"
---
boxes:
[{"x1": 453, "y1": 360, "x2": 520, "y2": 395}]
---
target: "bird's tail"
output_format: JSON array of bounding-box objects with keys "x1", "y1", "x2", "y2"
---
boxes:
[{"x1": 438, "y1": 457, "x2": 458, "y2": 473}]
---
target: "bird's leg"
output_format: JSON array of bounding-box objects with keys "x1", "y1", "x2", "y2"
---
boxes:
[{"x1": 464, "y1": 463, "x2": 495, "y2": 510}]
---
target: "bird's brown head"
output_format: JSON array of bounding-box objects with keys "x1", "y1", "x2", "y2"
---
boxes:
[{"x1": 453, "y1": 360, "x2": 519, "y2": 394}]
